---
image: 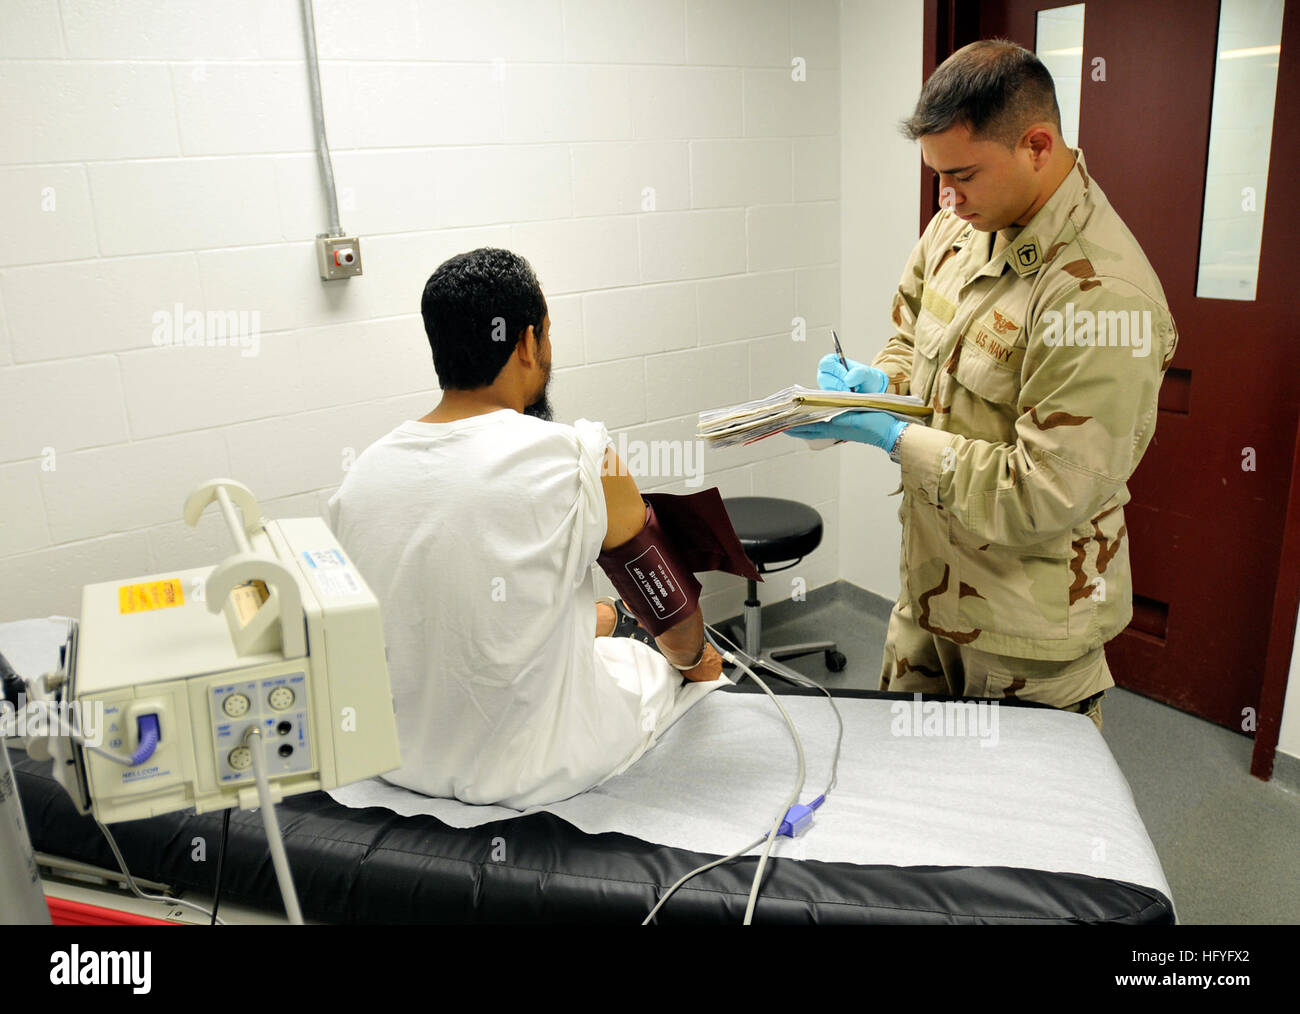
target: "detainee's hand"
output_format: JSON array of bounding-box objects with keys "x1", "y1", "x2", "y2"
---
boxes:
[
  {"x1": 678, "y1": 642, "x2": 724, "y2": 682},
  {"x1": 594, "y1": 600, "x2": 618, "y2": 637},
  {"x1": 817, "y1": 353, "x2": 889, "y2": 394}
]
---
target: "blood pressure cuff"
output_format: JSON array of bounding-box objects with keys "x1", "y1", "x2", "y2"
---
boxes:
[{"x1": 596, "y1": 487, "x2": 762, "y2": 637}]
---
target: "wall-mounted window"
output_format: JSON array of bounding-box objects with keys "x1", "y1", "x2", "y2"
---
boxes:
[
  {"x1": 1035, "y1": 3, "x2": 1086, "y2": 149},
  {"x1": 1195, "y1": 0, "x2": 1285, "y2": 301}
]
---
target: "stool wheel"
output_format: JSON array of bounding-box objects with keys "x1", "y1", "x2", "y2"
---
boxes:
[{"x1": 825, "y1": 649, "x2": 847, "y2": 673}]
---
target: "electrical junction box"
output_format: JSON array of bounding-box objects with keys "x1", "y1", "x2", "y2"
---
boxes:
[{"x1": 316, "y1": 234, "x2": 362, "y2": 280}]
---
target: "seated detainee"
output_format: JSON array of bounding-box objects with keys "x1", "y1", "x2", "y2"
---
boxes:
[{"x1": 328, "y1": 248, "x2": 728, "y2": 809}]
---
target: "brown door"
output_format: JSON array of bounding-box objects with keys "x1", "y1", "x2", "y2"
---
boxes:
[{"x1": 920, "y1": 0, "x2": 1300, "y2": 743}]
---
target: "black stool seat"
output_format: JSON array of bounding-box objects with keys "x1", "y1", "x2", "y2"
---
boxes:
[{"x1": 723, "y1": 497, "x2": 823, "y2": 569}]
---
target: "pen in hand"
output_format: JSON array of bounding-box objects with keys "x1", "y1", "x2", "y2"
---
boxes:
[
  {"x1": 826, "y1": 330, "x2": 850, "y2": 446},
  {"x1": 831, "y1": 329, "x2": 849, "y2": 371}
]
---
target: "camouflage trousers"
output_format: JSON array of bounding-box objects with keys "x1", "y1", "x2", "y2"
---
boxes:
[{"x1": 879, "y1": 596, "x2": 1114, "y2": 732}]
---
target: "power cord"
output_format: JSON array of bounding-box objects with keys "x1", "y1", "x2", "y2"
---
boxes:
[
  {"x1": 245, "y1": 725, "x2": 304, "y2": 924},
  {"x1": 211, "y1": 808, "x2": 231, "y2": 925},
  {"x1": 94, "y1": 819, "x2": 226, "y2": 925},
  {"x1": 642, "y1": 646, "x2": 801, "y2": 925},
  {"x1": 706, "y1": 623, "x2": 844, "y2": 798},
  {"x1": 642, "y1": 626, "x2": 844, "y2": 925}
]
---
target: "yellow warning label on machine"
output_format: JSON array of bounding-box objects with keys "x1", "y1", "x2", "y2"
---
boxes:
[{"x1": 117, "y1": 579, "x2": 185, "y2": 614}]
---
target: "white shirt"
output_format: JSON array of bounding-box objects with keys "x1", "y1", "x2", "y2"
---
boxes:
[{"x1": 327, "y1": 409, "x2": 725, "y2": 808}]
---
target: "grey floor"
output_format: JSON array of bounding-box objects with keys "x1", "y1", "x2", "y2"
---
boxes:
[{"x1": 714, "y1": 583, "x2": 1300, "y2": 925}]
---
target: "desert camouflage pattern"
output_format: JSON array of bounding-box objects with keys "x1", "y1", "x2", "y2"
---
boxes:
[
  {"x1": 882, "y1": 593, "x2": 1112, "y2": 731},
  {"x1": 874, "y1": 147, "x2": 1178, "y2": 665}
]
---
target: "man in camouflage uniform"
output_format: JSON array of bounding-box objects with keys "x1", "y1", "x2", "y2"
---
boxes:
[{"x1": 790, "y1": 40, "x2": 1177, "y2": 731}]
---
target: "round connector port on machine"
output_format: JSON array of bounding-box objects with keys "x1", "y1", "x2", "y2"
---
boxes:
[
  {"x1": 277, "y1": 720, "x2": 292, "y2": 736},
  {"x1": 228, "y1": 746, "x2": 253, "y2": 771},
  {"x1": 222, "y1": 693, "x2": 251, "y2": 718},
  {"x1": 278, "y1": 744, "x2": 293, "y2": 758}
]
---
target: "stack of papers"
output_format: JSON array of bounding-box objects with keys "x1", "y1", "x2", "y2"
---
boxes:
[{"x1": 698, "y1": 386, "x2": 931, "y2": 448}]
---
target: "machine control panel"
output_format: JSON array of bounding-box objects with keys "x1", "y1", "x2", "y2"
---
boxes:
[{"x1": 209, "y1": 672, "x2": 312, "y2": 784}]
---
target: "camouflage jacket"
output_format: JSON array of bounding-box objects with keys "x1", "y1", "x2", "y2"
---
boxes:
[{"x1": 874, "y1": 148, "x2": 1178, "y2": 660}]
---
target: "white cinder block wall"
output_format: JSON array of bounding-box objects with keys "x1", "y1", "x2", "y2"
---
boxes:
[
  {"x1": 0, "y1": 0, "x2": 852, "y2": 626},
  {"x1": 838, "y1": 0, "x2": 923, "y2": 607}
]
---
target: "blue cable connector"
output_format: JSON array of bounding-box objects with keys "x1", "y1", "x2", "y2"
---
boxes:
[{"x1": 773, "y1": 794, "x2": 826, "y2": 839}]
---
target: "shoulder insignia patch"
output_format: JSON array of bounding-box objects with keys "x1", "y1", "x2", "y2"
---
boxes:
[{"x1": 1012, "y1": 238, "x2": 1042, "y2": 275}]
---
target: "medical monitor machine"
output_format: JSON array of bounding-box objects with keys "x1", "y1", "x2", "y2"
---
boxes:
[{"x1": 23, "y1": 478, "x2": 400, "y2": 920}]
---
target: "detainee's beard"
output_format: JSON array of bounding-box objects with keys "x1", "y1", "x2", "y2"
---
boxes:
[{"x1": 524, "y1": 362, "x2": 553, "y2": 421}]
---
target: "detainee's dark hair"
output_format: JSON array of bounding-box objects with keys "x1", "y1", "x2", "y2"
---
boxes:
[
  {"x1": 420, "y1": 248, "x2": 547, "y2": 390},
  {"x1": 899, "y1": 39, "x2": 1062, "y2": 149}
]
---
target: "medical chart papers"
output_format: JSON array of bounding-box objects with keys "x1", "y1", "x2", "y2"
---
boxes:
[{"x1": 697, "y1": 386, "x2": 931, "y2": 448}]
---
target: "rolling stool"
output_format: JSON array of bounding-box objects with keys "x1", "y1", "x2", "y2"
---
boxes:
[{"x1": 720, "y1": 496, "x2": 846, "y2": 683}]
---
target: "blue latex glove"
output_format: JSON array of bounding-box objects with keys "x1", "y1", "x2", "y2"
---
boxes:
[
  {"x1": 817, "y1": 353, "x2": 889, "y2": 394},
  {"x1": 788, "y1": 413, "x2": 909, "y2": 454}
]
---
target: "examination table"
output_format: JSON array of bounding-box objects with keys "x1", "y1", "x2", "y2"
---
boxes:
[
  {"x1": 2, "y1": 607, "x2": 1172, "y2": 924},
  {"x1": 7, "y1": 680, "x2": 1174, "y2": 924}
]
